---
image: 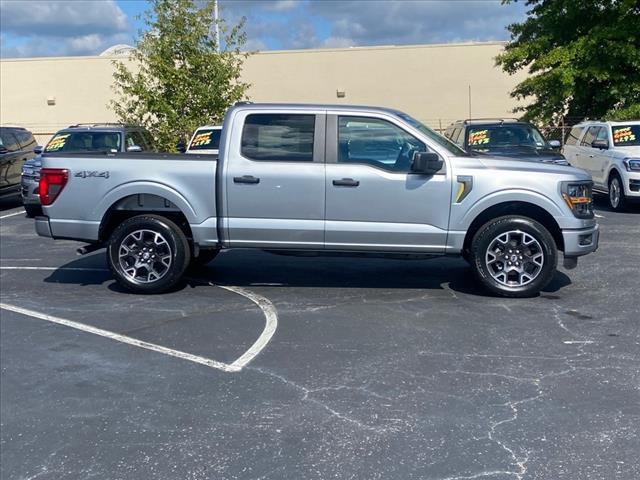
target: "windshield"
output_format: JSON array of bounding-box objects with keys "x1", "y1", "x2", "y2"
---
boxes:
[
  {"x1": 45, "y1": 132, "x2": 121, "y2": 153},
  {"x1": 611, "y1": 125, "x2": 640, "y2": 147},
  {"x1": 466, "y1": 124, "x2": 547, "y2": 151},
  {"x1": 396, "y1": 113, "x2": 469, "y2": 156},
  {"x1": 188, "y1": 128, "x2": 222, "y2": 151}
]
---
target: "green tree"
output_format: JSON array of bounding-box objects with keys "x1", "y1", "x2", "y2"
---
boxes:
[
  {"x1": 111, "y1": 0, "x2": 250, "y2": 150},
  {"x1": 496, "y1": 0, "x2": 640, "y2": 124}
]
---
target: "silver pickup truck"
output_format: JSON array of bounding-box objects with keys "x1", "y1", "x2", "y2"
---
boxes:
[{"x1": 34, "y1": 103, "x2": 599, "y2": 297}]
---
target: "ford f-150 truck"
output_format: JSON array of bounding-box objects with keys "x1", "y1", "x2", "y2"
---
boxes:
[{"x1": 34, "y1": 103, "x2": 599, "y2": 297}]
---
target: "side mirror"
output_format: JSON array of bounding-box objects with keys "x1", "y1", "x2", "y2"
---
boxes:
[
  {"x1": 591, "y1": 139, "x2": 608, "y2": 150},
  {"x1": 411, "y1": 152, "x2": 443, "y2": 175},
  {"x1": 176, "y1": 140, "x2": 187, "y2": 153},
  {"x1": 34, "y1": 145, "x2": 43, "y2": 155},
  {"x1": 126, "y1": 145, "x2": 143, "y2": 152},
  {"x1": 548, "y1": 140, "x2": 561, "y2": 149}
]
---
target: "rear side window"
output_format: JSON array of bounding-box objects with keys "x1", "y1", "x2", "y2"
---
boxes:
[
  {"x1": 0, "y1": 130, "x2": 20, "y2": 152},
  {"x1": 189, "y1": 128, "x2": 222, "y2": 151},
  {"x1": 565, "y1": 126, "x2": 583, "y2": 146},
  {"x1": 241, "y1": 114, "x2": 315, "y2": 162},
  {"x1": 15, "y1": 130, "x2": 36, "y2": 150}
]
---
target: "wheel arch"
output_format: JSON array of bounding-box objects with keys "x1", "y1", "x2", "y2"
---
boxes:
[
  {"x1": 99, "y1": 193, "x2": 193, "y2": 243},
  {"x1": 462, "y1": 201, "x2": 565, "y2": 255}
]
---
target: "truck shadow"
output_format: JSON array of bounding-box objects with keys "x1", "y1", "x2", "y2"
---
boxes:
[{"x1": 43, "y1": 250, "x2": 571, "y2": 298}]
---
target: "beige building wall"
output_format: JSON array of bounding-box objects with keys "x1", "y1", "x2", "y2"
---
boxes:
[{"x1": 0, "y1": 42, "x2": 527, "y2": 145}]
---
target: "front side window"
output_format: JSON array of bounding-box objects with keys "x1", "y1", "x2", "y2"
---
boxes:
[
  {"x1": 611, "y1": 125, "x2": 640, "y2": 147},
  {"x1": 241, "y1": 114, "x2": 315, "y2": 162},
  {"x1": 45, "y1": 132, "x2": 121, "y2": 153},
  {"x1": 396, "y1": 113, "x2": 468, "y2": 156},
  {"x1": 581, "y1": 126, "x2": 600, "y2": 147},
  {"x1": 189, "y1": 128, "x2": 222, "y2": 151},
  {"x1": 125, "y1": 131, "x2": 148, "y2": 150},
  {"x1": 338, "y1": 116, "x2": 426, "y2": 172}
]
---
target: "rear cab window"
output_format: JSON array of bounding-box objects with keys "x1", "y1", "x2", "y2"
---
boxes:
[
  {"x1": 188, "y1": 128, "x2": 222, "y2": 151},
  {"x1": 241, "y1": 114, "x2": 315, "y2": 161},
  {"x1": 45, "y1": 131, "x2": 121, "y2": 153}
]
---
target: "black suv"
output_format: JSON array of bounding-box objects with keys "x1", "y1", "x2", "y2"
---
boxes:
[
  {"x1": 0, "y1": 126, "x2": 37, "y2": 199},
  {"x1": 21, "y1": 124, "x2": 155, "y2": 216},
  {"x1": 443, "y1": 119, "x2": 568, "y2": 164}
]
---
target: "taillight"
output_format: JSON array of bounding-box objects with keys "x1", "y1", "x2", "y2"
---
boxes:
[{"x1": 39, "y1": 168, "x2": 69, "y2": 206}]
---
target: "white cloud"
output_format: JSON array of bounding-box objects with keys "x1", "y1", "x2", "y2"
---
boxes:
[
  {"x1": 0, "y1": 0, "x2": 129, "y2": 37},
  {"x1": 321, "y1": 36, "x2": 355, "y2": 48}
]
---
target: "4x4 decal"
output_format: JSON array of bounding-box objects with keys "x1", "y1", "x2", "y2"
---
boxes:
[{"x1": 74, "y1": 171, "x2": 110, "y2": 179}]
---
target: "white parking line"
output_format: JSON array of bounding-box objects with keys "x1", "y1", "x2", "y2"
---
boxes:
[
  {"x1": 0, "y1": 268, "x2": 278, "y2": 373},
  {"x1": 0, "y1": 266, "x2": 108, "y2": 272},
  {"x1": 0, "y1": 209, "x2": 25, "y2": 220},
  {"x1": 594, "y1": 213, "x2": 605, "y2": 219}
]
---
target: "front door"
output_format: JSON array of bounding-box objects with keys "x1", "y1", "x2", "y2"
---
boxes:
[
  {"x1": 324, "y1": 114, "x2": 452, "y2": 252},
  {"x1": 224, "y1": 112, "x2": 326, "y2": 249}
]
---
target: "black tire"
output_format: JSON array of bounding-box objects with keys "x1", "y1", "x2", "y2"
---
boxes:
[
  {"x1": 189, "y1": 249, "x2": 220, "y2": 269},
  {"x1": 23, "y1": 204, "x2": 42, "y2": 218},
  {"x1": 107, "y1": 214, "x2": 191, "y2": 294},
  {"x1": 608, "y1": 173, "x2": 627, "y2": 211},
  {"x1": 469, "y1": 215, "x2": 558, "y2": 298}
]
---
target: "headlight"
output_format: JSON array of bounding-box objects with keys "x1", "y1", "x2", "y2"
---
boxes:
[
  {"x1": 622, "y1": 158, "x2": 640, "y2": 171},
  {"x1": 561, "y1": 181, "x2": 594, "y2": 219}
]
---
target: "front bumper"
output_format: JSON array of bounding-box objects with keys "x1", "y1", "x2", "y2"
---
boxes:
[
  {"x1": 562, "y1": 223, "x2": 599, "y2": 258},
  {"x1": 34, "y1": 216, "x2": 53, "y2": 238}
]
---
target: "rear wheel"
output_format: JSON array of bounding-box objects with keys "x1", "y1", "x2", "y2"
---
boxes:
[
  {"x1": 470, "y1": 216, "x2": 558, "y2": 297},
  {"x1": 107, "y1": 214, "x2": 190, "y2": 294},
  {"x1": 608, "y1": 174, "x2": 627, "y2": 211}
]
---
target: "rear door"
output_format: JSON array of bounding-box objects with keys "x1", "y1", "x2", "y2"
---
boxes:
[
  {"x1": 224, "y1": 110, "x2": 326, "y2": 249},
  {"x1": 324, "y1": 113, "x2": 451, "y2": 252}
]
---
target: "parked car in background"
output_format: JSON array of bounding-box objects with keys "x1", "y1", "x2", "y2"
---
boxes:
[
  {"x1": 34, "y1": 103, "x2": 598, "y2": 297},
  {"x1": 21, "y1": 124, "x2": 155, "y2": 217},
  {"x1": 185, "y1": 125, "x2": 222, "y2": 155},
  {"x1": 444, "y1": 119, "x2": 568, "y2": 165},
  {"x1": 562, "y1": 120, "x2": 640, "y2": 211},
  {"x1": 1, "y1": 126, "x2": 36, "y2": 200}
]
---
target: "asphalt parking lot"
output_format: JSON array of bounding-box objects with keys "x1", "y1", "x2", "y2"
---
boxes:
[{"x1": 1, "y1": 197, "x2": 639, "y2": 480}]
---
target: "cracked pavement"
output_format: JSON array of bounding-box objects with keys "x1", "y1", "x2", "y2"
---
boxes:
[{"x1": 1, "y1": 197, "x2": 639, "y2": 479}]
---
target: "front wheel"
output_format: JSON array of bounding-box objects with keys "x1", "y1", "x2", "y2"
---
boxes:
[
  {"x1": 107, "y1": 214, "x2": 191, "y2": 294},
  {"x1": 608, "y1": 174, "x2": 627, "y2": 211},
  {"x1": 469, "y1": 216, "x2": 558, "y2": 298}
]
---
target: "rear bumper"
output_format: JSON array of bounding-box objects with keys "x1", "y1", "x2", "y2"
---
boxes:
[
  {"x1": 34, "y1": 216, "x2": 53, "y2": 238},
  {"x1": 562, "y1": 223, "x2": 599, "y2": 258}
]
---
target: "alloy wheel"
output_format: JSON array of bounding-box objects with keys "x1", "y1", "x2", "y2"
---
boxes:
[
  {"x1": 485, "y1": 230, "x2": 544, "y2": 287},
  {"x1": 118, "y1": 229, "x2": 173, "y2": 284}
]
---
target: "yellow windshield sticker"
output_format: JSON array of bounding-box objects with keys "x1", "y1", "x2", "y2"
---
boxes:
[
  {"x1": 612, "y1": 127, "x2": 636, "y2": 144},
  {"x1": 45, "y1": 134, "x2": 70, "y2": 151},
  {"x1": 468, "y1": 129, "x2": 490, "y2": 146},
  {"x1": 191, "y1": 131, "x2": 212, "y2": 147}
]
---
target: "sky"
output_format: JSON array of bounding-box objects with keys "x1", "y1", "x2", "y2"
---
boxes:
[{"x1": 0, "y1": 0, "x2": 529, "y2": 58}]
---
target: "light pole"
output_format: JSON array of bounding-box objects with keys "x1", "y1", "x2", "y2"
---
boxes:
[{"x1": 214, "y1": 0, "x2": 220, "y2": 52}]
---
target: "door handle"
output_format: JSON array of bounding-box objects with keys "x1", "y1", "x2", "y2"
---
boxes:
[
  {"x1": 233, "y1": 175, "x2": 260, "y2": 184},
  {"x1": 332, "y1": 178, "x2": 359, "y2": 187}
]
